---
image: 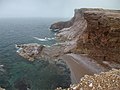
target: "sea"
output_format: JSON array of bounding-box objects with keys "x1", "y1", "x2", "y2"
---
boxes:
[{"x1": 0, "y1": 18, "x2": 71, "y2": 90}]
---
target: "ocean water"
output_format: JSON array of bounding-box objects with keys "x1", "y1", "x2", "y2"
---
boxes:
[{"x1": 0, "y1": 18, "x2": 71, "y2": 90}]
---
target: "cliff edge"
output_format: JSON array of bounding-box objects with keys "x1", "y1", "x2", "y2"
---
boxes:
[{"x1": 50, "y1": 8, "x2": 120, "y2": 67}]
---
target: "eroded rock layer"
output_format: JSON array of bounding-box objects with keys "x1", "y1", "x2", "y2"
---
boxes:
[
  {"x1": 76, "y1": 9, "x2": 120, "y2": 64},
  {"x1": 51, "y1": 8, "x2": 120, "y2": 64}
]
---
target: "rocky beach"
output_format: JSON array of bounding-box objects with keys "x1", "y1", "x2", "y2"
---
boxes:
[{"x1": 16, "y1": 8, "x2": 120, "y2": 89}]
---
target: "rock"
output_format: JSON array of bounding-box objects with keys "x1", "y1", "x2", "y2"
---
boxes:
[
  {"x1": 55, "y1": 9, "x2": 87, "y2": 41},
  {"x1": 16, "y1": 43, "x2": 65, "y2": 61},
  {"x1": 17, "y1": 8, "x2": 120, "y2": 68},
  {"x1": 56, "y1": 69, "x2": 120, "y2": 90},
  {"x1": 0, "y1": 87, "x2": 5, "y2": 90},
  {"x1": 16, "y1": 43, "x2": 45, "y2": 61},
  {"x1": 50, "y1": 17, "x2": 75, "y2": 31},
  {"x1": 51, "y1": 10, "x2": 120, "y2": 90},
  {"x1": 15, "y1": 8, "x2": 120, "y2": 90},
  {"x1": 51, "y1": 8, "x2": 120, "y2": 67},
  {"x1": 77, "y1": 9, "x2": 120, "y2": 64}
]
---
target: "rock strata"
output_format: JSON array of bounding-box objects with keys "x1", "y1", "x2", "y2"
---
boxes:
[
  {"x1": 76, "y1": 9, "x2": 120, "y2": 64},
  {"x1": 51, "y1": 8, "x2": 120, "y2": 68},
  {"x1": 17, "y1": 8, "x2": 120, "y2": 68}
]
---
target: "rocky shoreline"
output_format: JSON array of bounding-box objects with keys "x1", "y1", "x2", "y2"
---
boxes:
[
  {"x1": 16, "y1": 8, "x2": 120, "y2": 69},
  {"x1": 16, "y1": 43, "x2": 65, "y2": 61},
  {"x1": 16, "y1": 8, "x2": 120, "y2": 89}
]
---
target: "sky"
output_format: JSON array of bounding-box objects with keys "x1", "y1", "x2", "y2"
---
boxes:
[{"x1": 0, "y1": 0, "x2": 120, "y2": 18}]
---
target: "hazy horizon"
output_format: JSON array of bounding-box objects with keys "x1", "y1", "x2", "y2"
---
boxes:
[{"x1": 0, "y1": 0, "x2": 120, "y2": 18}]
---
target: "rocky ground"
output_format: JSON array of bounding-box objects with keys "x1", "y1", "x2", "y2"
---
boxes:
[
  {"x1": 56, "y1": 69, "x2": 120, "y2": 90},
  {"x1": 16, "y1": 43, "x2": 65, "y2": 61},
  {"x1": 0, "y1": 87, "x2": 5, "y2": 90}
]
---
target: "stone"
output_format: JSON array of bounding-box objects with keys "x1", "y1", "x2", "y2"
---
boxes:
[
  {"x1": 51, "y1": 8, "x2": 120, "y2": 65},
  {"x1": 56, "y1": 69, "x2": 120, "y2": 90}
]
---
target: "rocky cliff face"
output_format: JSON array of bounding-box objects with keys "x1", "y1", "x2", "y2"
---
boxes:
[
  {"x1": 50, "y1": 11, "x2": 76, "y2": 30},
  {"x1": 50, "y1": 20, "x2": 74, "y2": 30},
  {"x1": 55, "y1": 9, "x2": 87, "y2": 41},
  {"x1": 76, "y1": 9, "x2": 120, "y2": 64},
  {"x1": 17, "y1": 8, "x2": 120, "y2": 67},
  {"x1": 51, "y1": 8, "x2": 120, "y2": 65},
  {"x1": 16, "y1": 8, "x2": 120, "y2": 68}
]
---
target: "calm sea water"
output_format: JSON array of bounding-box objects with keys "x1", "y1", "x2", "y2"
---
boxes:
[{"x1": 0, "y1": 18, "x2": 71, "y2": 90}]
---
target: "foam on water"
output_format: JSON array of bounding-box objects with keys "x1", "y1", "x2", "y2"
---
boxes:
[
  {"x1": 16, "y1": 48, "x2": 23, "y2": 53},
  {"x1": 33, "y1": 37, "x2": 55, "y2": 41}
]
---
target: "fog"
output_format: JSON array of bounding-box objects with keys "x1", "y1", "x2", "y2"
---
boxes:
[{"x1": 0, "y1": 0, "x2": 119, "y2": 18}]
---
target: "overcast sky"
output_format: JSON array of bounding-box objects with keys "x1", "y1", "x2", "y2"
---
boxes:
[{"x1": 0, "y1": 0, "x2": 119, "y2": 18}]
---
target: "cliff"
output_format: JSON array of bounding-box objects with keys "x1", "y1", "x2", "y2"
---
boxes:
[
  {"x1": 16, "y1": 8, "x2": 120, "y2": 69},
  {"x1": 50, "y1": 20, "x2": 74, "y2": 30},
  {"x1": 17, "y1": 8, "x2": 120, "y2": 65},
  {"x1": 76, "y1": 9, "x2": 120, "y2": 64},
  {"x1": 16, "y1": 8, "x2": 120, "y2": 90},
  {"x1": 51, "y1": 8, "x2": 120, "y2": 66}
]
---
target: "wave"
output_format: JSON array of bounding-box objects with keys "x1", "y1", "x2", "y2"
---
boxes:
[
  {"x1": 43, "y1": 45, "x2": 51, "y2": 47},
  {"x1": 16, "y1": 48, "x2": 23, "y2": 53},
  {"x1": 15, "y1": 44, "x2": 19, "y2": 49},
  {"x1": 33, "y1": 37, "x2": 55, "y2": 41},
  {"x1": 0, "y1": 65, "x2": 4, "y2": 67},
  {"x1": 47, "y1": 37, "x2": 55, "y2": 40},
  {"x1": 0, "y1": 65, "x2": 5, "y2": 72}
]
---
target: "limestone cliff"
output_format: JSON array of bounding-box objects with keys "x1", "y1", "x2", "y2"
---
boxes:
[
  {"x1": 76, "y1": 9, "x2": 120, "y2": 64},
  {"x1": 51, "y1": 8, "x2": 120, "y2": 66}
]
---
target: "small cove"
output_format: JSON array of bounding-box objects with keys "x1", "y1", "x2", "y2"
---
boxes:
[{"x1": 0, "y1": 18, "x2": 71, "y2": 90}]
